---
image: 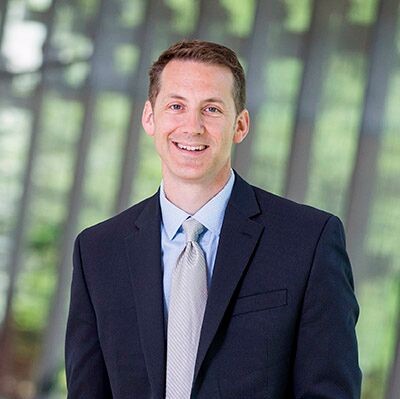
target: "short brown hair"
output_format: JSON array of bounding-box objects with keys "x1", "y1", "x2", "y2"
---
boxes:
[{"x1": 148, "y1": 40, "x2": 246, "y2": 113}]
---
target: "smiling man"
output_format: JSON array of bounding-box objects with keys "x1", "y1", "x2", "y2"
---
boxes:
[
  {"x1": 65, "y1": 40, "x2": 362, "y2": 399},
  {"x1": 142, "y1": 58, "x2": 249, "y2": 213}
]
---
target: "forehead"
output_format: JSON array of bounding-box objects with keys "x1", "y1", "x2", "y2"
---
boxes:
[{"x1": 158, "y1": 60, "x2": 234, "y2": 96}]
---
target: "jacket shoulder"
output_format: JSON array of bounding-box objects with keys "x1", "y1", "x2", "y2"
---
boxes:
[
  {"x1": 78, "y1": 193, "x2": 158, "y2": 243},
  {"x1": 251, "y1": 184, "x2": 338, "y2": 231}
]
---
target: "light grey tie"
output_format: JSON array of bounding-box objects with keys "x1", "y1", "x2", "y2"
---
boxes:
[{"x1": 166, "y1": 218, "x2": 208, "y2": 399}]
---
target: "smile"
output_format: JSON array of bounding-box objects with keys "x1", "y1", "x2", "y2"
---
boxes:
[{"x1": 173, "y1": 142, "x2": 209, "y2": 152}]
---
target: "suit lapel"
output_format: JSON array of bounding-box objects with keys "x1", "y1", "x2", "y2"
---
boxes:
[
  {"x1": 194, "y1": 175, "x2": 264, "y2": 380},
  {"x1": 124, "y1": 193, "x2": 166, "y2": 398}
]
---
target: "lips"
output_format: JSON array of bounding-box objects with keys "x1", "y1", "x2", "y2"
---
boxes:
[{"x1": 173, "y1": 141, "x2": 209, "y2": 152}]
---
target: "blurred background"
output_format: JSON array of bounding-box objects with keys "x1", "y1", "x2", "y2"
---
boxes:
[{"x1": 0, "y1": 0, "x2": 399, "y2": 398}]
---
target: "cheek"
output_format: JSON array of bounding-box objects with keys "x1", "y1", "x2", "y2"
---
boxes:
[
  {"x1": 206, "y1": 120, "x2": 232, "y2": 137},
  {"x1": 157, "y1": 114, "x2": 184, "y2": 130},
  {"x1": 152, "y1": 125, "x2": 174, "y2": 147}
]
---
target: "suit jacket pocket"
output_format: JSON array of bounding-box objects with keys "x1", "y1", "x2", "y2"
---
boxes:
[{"x1": 232, "y1": 289, "x2": 287, "y2": 316}]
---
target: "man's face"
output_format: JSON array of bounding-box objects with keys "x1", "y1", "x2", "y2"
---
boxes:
[{"x1": 142, "y1": 60, "x2": 249, "y2": 187}]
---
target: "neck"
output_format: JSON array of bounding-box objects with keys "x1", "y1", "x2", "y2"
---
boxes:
[{"x1": 163, "y1": 172, "x2": 232, "y2": 214}]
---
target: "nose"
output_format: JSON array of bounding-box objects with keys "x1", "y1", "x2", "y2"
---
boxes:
[{"x1": 184, "y1": 110, "x2": 205, "y2": 135}]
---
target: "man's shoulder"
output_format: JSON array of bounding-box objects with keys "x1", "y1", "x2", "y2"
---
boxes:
[
  {"x1": 242, "y1": 179, "x2": 338, "y2": 234},
  {"x1": 253, "y1": 184, "x2": 332, "y2": 219},
  {"x1": 233, "y1": 173, "x2": 332, "y2": 221},
  {"x1": 246, "y1": 182, "x2": 345, "y2": 246},
  {"x1": 78, "y1": 192, "x2": 159, "y2": 242}
]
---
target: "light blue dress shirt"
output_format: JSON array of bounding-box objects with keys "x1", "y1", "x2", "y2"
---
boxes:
[{"x1": 159, "y1": 171, "x2": 235, "y2": 317}]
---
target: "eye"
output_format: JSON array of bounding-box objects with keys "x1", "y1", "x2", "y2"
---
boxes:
[
  {"x1": 204, "y1": 106, "x2": 220, "y2": 113},
  {"x1": 169, "y1": 103, "x2": 182, "y2": 111}
]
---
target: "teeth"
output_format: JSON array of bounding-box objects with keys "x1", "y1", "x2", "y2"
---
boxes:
[{"x1": 176, "y1": 143, "x2": 206, "y2": 151}]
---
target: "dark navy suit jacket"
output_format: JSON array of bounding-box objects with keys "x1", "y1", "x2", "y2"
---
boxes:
[{"x1": 65, "y1": 173, "x2": 362, "y2": 398}]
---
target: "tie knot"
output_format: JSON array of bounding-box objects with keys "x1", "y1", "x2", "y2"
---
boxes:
[{"x1": 182, "y1": 218, "x2": 204, "y2": 243}]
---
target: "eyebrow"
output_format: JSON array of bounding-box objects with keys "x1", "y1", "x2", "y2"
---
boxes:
[{"x1": 166, "y1": 94, "x2": 226, "y2": 105}]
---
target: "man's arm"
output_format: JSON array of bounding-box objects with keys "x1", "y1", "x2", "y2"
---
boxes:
[
  {"x1": 65, "y1": 234, "x2": 112, "y2": 398},
  {"x1": 293, "y1": 215, "x2": 362, "y2": 398}
]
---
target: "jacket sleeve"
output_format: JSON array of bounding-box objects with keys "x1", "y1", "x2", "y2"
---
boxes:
[
  {"x1": 293, "y1": 215, "x2": 362, "y2": 398},
  {"x1": 65, "y1": 233, "x2": 113, "y2": 398}
]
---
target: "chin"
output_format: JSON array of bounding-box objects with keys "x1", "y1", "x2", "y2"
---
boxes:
[
  {"x1": 174, "y1": 171, "x2": 208, "y2": 182},
  {"x1": 168, "y1": 166, "x2": 210, "y2": 182}
]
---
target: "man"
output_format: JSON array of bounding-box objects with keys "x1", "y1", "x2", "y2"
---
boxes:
[{"x1": 65, "y1": 40, "x2": 361, "y2": 398}]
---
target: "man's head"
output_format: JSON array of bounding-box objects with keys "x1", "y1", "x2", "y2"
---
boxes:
[
  {"x1": 148, "y1": 40, "x2": 246, "y2": 114},
  {"x1": 142, "y1": 40, "x2": 250, "y2": 191}
]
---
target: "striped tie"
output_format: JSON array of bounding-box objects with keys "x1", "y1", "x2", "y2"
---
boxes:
[{"x1": 166, "y1": 218, "x2": 208, "y2": 399}]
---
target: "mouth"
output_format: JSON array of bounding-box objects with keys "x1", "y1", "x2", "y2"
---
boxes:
[{"x1": 173, "y1": 141, "x2": 209, "y2": 152}]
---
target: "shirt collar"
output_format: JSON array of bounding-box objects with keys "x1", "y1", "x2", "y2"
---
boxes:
[
  {"x1": 159, "y1": 187, "x2": 189, "y2": 240},
  {"x1": 159, "y1": 170, "x2": 235, "y2": 240}
]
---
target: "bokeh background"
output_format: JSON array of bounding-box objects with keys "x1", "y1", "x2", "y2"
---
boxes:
[{"x1": 0, "y1": 0, "x2": 399, "y2": 398}]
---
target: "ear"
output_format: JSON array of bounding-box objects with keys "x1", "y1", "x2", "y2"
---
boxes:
[
  {"x1": 233, "y1": 109, "x2": 250, "y2": 144},
  {"x1": 142, "y1": 100, "x2": 155, "y2": 137}
]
